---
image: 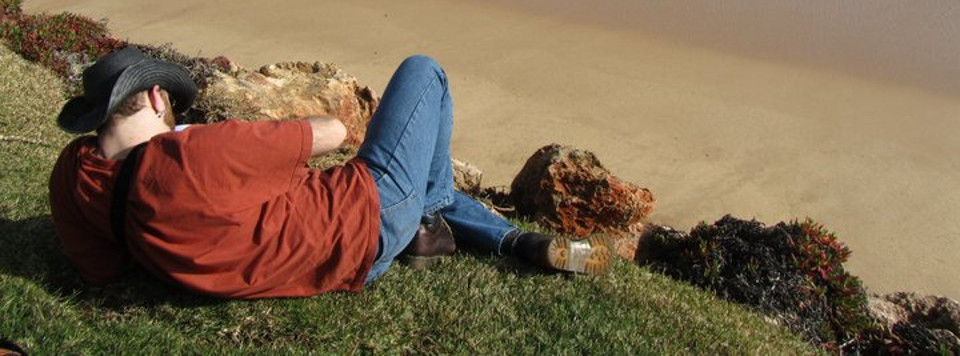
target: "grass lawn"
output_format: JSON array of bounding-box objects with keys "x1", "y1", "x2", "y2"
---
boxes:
[{"x1": 0, "y1": 44, "x2": 818, "y2": 354}]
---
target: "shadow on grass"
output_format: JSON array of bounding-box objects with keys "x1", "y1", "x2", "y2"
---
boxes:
[
  {"x1": 0, "y1": 214, "x2": 574, "y2": 309},
  {"x1": 451, "y1": 238, "x2": 582, "y2": 281},
  {"x1": 0, "y1": 215, "x2": 225, "y2": 310}
]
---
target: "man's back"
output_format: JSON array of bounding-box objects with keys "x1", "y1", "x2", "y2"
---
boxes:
[{"x1": 49, "y1": 119, "x2": 380, "y2": 298}]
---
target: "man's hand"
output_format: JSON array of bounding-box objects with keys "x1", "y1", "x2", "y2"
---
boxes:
[{"x1": 307, "y1": 117, "x2": 347, "y2": 157}]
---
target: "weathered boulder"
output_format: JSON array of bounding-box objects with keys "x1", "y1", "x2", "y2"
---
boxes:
[
  {"x1": 866, "y1": 292, "x2": 960, "y2": 352},
  {"x1": 195, "y1": 60, "x2": 379, "y2": 147},
  {"x1": 510, "y1": 144, "x2": 655, "y2": 240},
  {"x1": 869, "y1": 292, "x2": 960, "y2": 335}
]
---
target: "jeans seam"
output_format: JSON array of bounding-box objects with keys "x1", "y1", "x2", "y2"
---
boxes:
[
  {"x1": 373, "y1": 77, "x2": 441, "y2": 187},
  {"x1": 381, "y1": 189, "x2": 419, "y2": 215},
  {"x1": 375, "y1": 189, "x2": 421, "y2": 261}
]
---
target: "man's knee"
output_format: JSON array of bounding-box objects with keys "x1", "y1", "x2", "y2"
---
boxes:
[{"x1": 398, "y1": 55, "x2": 446, "y2": 83}]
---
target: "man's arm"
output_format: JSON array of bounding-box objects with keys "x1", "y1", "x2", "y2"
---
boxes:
[{"x1": 307, "y1": 117, "x2": 347, "y2": 157}]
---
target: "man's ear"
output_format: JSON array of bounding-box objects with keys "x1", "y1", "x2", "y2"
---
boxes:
[{"x1": 147, "y1": 85, "x2": 168, "y2": 116}]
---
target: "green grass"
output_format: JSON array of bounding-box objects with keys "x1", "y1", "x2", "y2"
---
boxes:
[{"x1": 0, "y1": 44, "x2": 818, "y2": 354}]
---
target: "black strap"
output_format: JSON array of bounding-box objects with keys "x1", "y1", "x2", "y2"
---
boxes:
[{"x1": 110, "y1": 143, "x2": 147, "y2": 243}]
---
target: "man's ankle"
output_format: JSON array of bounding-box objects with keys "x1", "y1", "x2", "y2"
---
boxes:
[{"x1": 500, "y1": 229, "x2": 525, "y2": 256}]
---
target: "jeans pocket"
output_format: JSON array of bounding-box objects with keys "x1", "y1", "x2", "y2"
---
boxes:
[
  {"x1": 374, "y1": 169, "x2": 412, "y2": 206},
  {"x1": 377, "y1": 190, "x2": 422, "y2": 265}
]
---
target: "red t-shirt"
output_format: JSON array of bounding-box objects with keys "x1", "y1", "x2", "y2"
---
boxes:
[{"x1": 48, "y1": 119, "x2": 380, "y2": 298}]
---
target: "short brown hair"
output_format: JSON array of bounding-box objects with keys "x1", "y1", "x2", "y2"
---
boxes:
[
  {"x1": 112, "y1": 91, "x2": 148, "y2": 118},
  {"x1": 101, "y1": 89, "x2": 177, "y2": 131}
]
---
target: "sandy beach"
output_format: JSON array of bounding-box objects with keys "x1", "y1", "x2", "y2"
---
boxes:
[{"x1": 25, "y1": 0, "x2": 960, "y2": 298}]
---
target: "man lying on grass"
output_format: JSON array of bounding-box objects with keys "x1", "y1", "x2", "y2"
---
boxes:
[{"x1": 47, "y1": 47, "x2": 612, "y2": 298}]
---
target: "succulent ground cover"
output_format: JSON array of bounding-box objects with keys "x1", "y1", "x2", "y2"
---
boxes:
[
  {"x1": 0, "y1": 1, "x2": 123, "y2": 95},
  {"x1": 640, "y1": 216, "x2": 957, "y2": 353}
]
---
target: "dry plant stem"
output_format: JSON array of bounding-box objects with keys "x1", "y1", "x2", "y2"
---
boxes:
[{"x1": 0, "y1": 134, "x2": 50, "y2": 146}]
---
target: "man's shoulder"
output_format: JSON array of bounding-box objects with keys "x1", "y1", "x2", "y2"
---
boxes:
[
  {"x1": 53, "y1": 135, "x2": 98, "y2": 168},
  {"x1": 63, "y1": 135, "x2": 96, "y2": 151}
]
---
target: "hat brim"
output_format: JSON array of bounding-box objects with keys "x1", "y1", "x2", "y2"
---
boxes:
[
  {"x1": 57, "y1": 96, "x2": 108, "y2": 134},
  {"x1": 57, "y1": 58, "x2": 197, "y2": 134}
]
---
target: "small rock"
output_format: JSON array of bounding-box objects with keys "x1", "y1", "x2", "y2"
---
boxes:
[
  {"x1": 633, "y1": 224, "x2": 684, "y2": 264},
  {"x1": 208, "y1": 56, "x2": 236, "y2": 73},
  {"x1": 612, "y1": 234, "x2": 640, "y2": 261},
  {"x1": 452, "y1": 159, "x2": 482, "y2": 195}
]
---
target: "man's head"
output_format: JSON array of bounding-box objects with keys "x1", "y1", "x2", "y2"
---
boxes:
[
  {"x1": 57, "y1": 47, "x2": 197, "y2": 133},
  {"x1": 107, "y1": 86, "x2": 178, "y2": 130}
]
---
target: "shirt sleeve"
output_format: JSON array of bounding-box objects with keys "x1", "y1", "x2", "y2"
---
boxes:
[{"x1": 142, "y1": 119, "x2": 313, "y2": 209}]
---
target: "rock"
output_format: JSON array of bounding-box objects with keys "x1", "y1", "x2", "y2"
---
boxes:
[
  {"x1": 888, "y1": 322, "x2": 960, "y2": 354},
  {"x1": 209, "y1": 56, "x2": 238, "y2": 74},
  {"x1": 929, "y1": 329, "x2": 960, "y2": 350},
  {"x1": 452, "y1": 159, "x2": 483, "y2": 195},
  {"x1": 612, "y1": 234, "x2": 641, "y2": 261},
  {"x1": 869, "y1": 292, "x2": 960, "y2": 336},
  {"x1": 868, "y1": 295, "x2": 906, "y2": 330},
  {"x1": 633, "y1": 224, "x2": 685, "y2": 264},
  {"x1": 510, "y1": 144, "x2": 655, "y2": 239},
  {"x1": 196, "y1": 61, "x2": 379, "y2": 147},
  {"x1": 867, "y1": 292, "x2": 960, "y2": 352}
]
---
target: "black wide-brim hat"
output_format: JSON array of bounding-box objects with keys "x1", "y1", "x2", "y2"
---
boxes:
[{"x1": 57, "y1": 47, "x2": 198, "y2": 133}]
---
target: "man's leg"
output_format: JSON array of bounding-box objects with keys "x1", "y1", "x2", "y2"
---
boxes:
[
  {"x1": 358, "y1": 55, "x2": 455, "y2": 282},
  {"x1": 440, "y1": 191, "x2": 517, "y2": 255},
  {"x1": 359, "y1": 56, "x2": 611, "y2": 281},
  {"x1": 413, "y1": 61, "x2": 518, "y2": 257}
]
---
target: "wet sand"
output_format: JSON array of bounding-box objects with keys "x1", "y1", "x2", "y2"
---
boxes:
[{"x1": 25, "y1": 0, "x2": 960, "y2": 298}]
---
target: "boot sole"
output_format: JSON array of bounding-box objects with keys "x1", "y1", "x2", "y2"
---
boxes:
[
  {"x1": 399, "y1": 254, "x2": 445, "y2": 270},
  {"x1": 546, "y1": 235, "x2": 612, "y2": 275}
]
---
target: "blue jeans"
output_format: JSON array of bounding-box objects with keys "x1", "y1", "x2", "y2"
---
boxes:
[{"x1": 358, "y1": 56, "x2": 519, "y2": 282}]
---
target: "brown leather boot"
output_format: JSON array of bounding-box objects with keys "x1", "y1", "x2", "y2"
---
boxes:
[
  {"x1": 399, "y1": 213, "x2": 457, "y2": 269},
  {"x1": 506, "y1": 231, "x2": 613, "y2": 275}
]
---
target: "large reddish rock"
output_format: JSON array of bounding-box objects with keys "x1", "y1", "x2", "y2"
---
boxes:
[
  {"x1": 195, "y1": 60, "x2": 379, "y2": 147},
  {"x1": 510, "y1": 144, "x2": 655, "y2": 242}
]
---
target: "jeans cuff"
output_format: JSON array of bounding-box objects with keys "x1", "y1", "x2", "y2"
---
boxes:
[
  {"x1": 495, "y1": 227, "x2": 523, "y2": 256},
  {"x1": 423, "y1": 194, "x2": 454, "y2": 215}
]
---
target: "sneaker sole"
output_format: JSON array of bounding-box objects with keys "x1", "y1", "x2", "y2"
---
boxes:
[{"x1": 546, "y1": 236, "x2": 612, "y2": 275}]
